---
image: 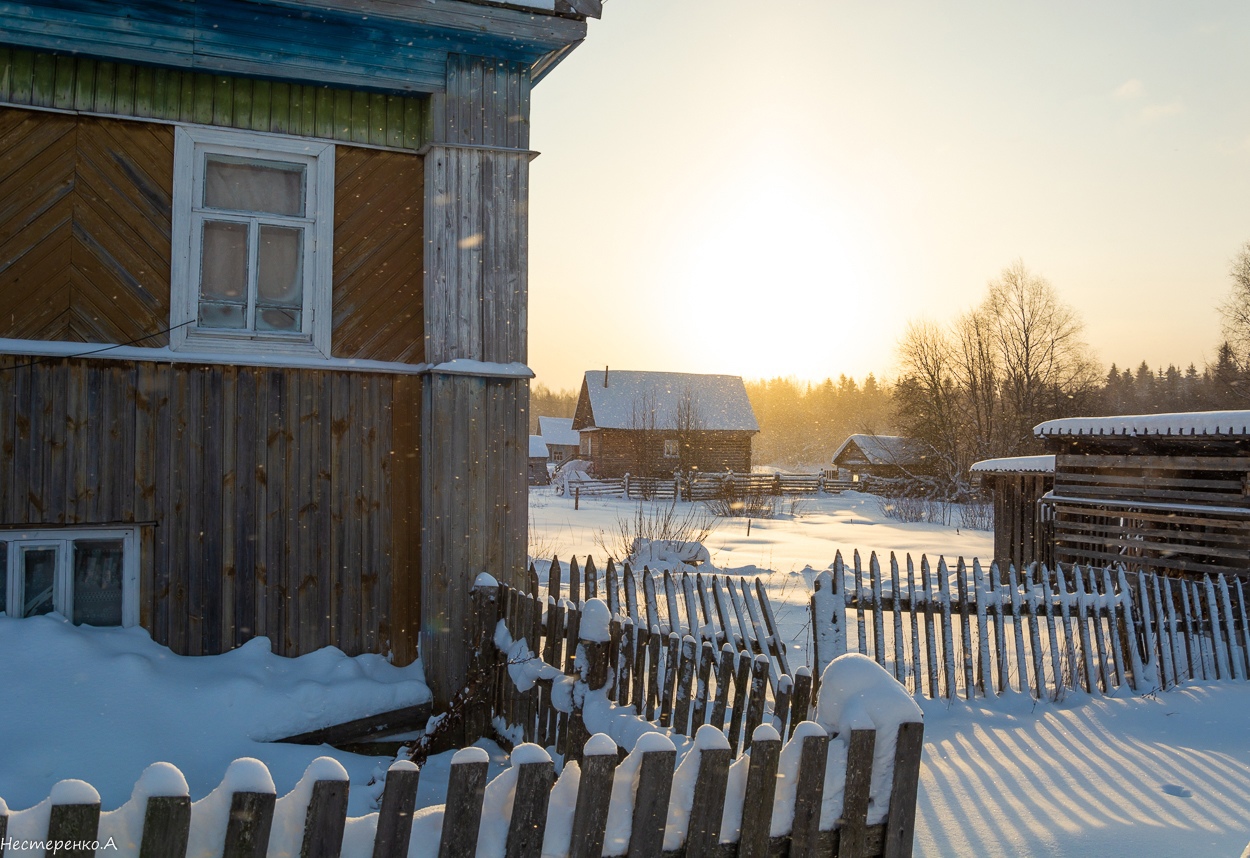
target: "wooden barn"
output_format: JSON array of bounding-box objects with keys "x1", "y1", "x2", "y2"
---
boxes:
[
  {"x1": 571, "y1": 370, "x2": 759, "y2": 478},
  {"x1": 538, "y1": 415, "x2": 579, "y2": 465},
  {"x1": 969, "y1": 455, "x2": 1055, "y2": 572},
  {"x1": 0, "y1": 0, "x2": 601, "y2": 707},
  {"x1": 829, "y1": 435, "x2": 934, "y2": 483},
  {"x1": 1036, "y1": 410, "x2": 1250, "y2": 579}
]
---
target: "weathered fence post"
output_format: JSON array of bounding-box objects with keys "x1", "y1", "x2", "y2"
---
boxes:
[
  {"x1": 438, "y1": 748, "x2": 489, "y2": 858},
  {"x1": 45, "y1": 782, "x2": 102, "y2": 858},
  {"x1": 467, "y1": 575, "x2": 502, "y2": 743},
  {"x1": 569, "y1": 599, "x2": 612, "y2": 765},
  {"x1": 627, "y1": 746, "x2": 677, "y2": 857},
  {"x1": 223, "y1": 791, "x2": 276, "y2": 858},
  {"x1": 300, "y1": 778, "x2": 351, "y2": 858},
  {"x1": 882, "y1": 721, "x2": 926, "y2": 858},
  {"x1": 738, "y1": 728, "x2": 781, "y2": 858},
  {"x1": 569, "y1": 736, "x2": 618, "y2": 858},
  {"x1": 505, "y1": 747, "x2": 555, "y2": 858},
  {"x1": 372, "y1": 762, "x2": 421, "y2": 858},
  {"x1": 139, "y1": 795, "x2": 192, "y2": 858}
]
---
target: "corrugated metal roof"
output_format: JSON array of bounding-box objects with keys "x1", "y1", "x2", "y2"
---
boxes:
[{"x1": 970, "y1": 455, "x2": 1055, "y2": 474}]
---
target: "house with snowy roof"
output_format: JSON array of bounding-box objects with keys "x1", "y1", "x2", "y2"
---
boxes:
[
  {"x1": 1035, "y1": 410, "x2": 1250, "y2": 580},
  {"x1": 537, "y1": 416, "x2": 580, "y2": 465},
  {"x1": 829, "y1": 435, "x2": 935, "y2": 483},
  {"x1": 0, "y1": 0, "x2": 601, "y2": 708},
  {"x1": 571, "y1": 369, "x2": 759, "y2": 478}
]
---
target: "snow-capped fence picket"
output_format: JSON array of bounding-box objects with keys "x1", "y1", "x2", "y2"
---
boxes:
[
  {"x1": 812, "y1": 549, "x2": 1250, "y2": 700},
  {"x1": 487, "y1": 559, "x2": 804, "y2": 759}
]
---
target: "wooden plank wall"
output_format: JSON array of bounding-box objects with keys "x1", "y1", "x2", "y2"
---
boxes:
[
  {"x1": 420, "y1": 55, "x2": 532, "y2": 707},
  {"x1": 591, "y1": 429, "x2": 753, "y2": 478},
  {"x1": 990, "y1": 473, "x2": 1053, "y2": 571},
  {"x1": 0, "y1": 49, "x2": 429, "y2": 151},
  {"x1": 1053, "y1": 451, "x2": 1250, "y2": 578},
  {"x1": 0, "y1": 106, "x2": 425, "y2": 365},
  {"x1": 0, "y1": 356, "x2": 422, "y2": 662}
]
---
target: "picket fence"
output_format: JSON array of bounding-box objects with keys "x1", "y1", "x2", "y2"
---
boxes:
[
  {"x1": 812, "y1": 549, "x2": 1250, "y2": 700},
  {"x1": 488, "y1": 558, "x2": 802, "y2": 758},
  {"x1": 1, "y1": 719, "x2": 922, "y2": 858}
]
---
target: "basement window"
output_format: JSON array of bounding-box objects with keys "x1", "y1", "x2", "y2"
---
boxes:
[
  {"x1": 171, "y1": 127, "x2": 334, "y2": 357},
  {"x1": 0, "y1": 528, "x2": 139, "y2": 627}
]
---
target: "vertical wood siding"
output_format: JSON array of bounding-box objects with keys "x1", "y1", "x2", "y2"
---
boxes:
[
  {"x1": 420, "y1": 56, "x2": 532, "y2": 706},
  {"x1": 331, "y1": 147, "x2": 425, "y2": 363},
  {"x1": 0, "y1": 356, "x2": 422, "y2": 662},
  {"x1": 0, "y1": 49, "x2": 429, "y2": 151},
  {"x1": 0, "y1": 109, "x2": 175, "y2": 344}
]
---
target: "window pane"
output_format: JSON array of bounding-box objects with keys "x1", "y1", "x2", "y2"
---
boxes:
[
  {"x1": 257, "y1": 225, "x2": 303, "y2": 307},
  {"x1": 22, "y1": 547, "x2": 56, "y2": 617},
  {"x1": 73, "y1": 539, "x2": 124, "y2": 626},
  {"x1": 0, "y1": 541, "x2": 6, "y2": 615},
  {"x1": 198, "y1": 301, "x2": 247, "y2": 329},
  {"x1": 200, "y1": 220, "x2": 249, "y2": 314},
  {"x1": 204, "y1": 155, "x2": 306, "y2": 217},
  {"x1": 255, "y1": 307, "x2": 302, "y2": 333}
]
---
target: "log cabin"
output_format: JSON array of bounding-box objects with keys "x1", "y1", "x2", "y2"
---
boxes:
[
  {"x1": 969, "y1": 454, "x2": 1055, "y2": 572},
  {"x1": 829, "y1": 434, "x2": 934, "y2": 484},
  {"x1": 571, "y1": 370, "x2": 759, "y2": 478},
  {"x1": 1036, "y1": 410, "x2": 1250, "y2": 579},
  {"x1": 0, "y1": 0, "x2": 601, "y2": 707},
  {"x1": 537, "y1": 415, "x2": 579, "y2": 466}
]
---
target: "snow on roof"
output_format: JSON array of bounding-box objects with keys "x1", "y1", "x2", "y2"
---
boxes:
[
  {"x1": 1034, "y1": 410, "x2": 1250, "y2": 438},
  {"x1": 970, "y1": 455, "x2": 1055, "y2": 474},
  {"x1": 832, "y1": 434, "x2": 928, "y2": 466},
  {"x1": 528, "y1": 435, "x2": 549, "y2": 458},
  {"x1": 579, "y1": 370, "x2": 759, "y2": 432},
  {"x1": 537, "y1": 416, "x2": 579, "y2": 447}
]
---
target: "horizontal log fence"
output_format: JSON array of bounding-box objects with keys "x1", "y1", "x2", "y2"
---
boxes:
[
  {"x1": 559, "y1": 472, "x2": 839, "y2": 503},
  {"x1": 812, "y1": 549, "x2": 1250, "y2": 701},
  {"x1": 0, "y1": 719, "x2": 923, "y2": 858}
]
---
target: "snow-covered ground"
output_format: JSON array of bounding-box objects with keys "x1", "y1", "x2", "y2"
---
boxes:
[{"x1": 1, "y1": 487, "x2": 1247, "y2": 857}]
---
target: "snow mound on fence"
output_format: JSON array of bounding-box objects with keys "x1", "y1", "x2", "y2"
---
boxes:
[
  {"x1": 814, "y1": 653, "x2": 922, "y2": 824},
  {"x1": 629, "y1": 538, "x2": 710, "y2": 572}
]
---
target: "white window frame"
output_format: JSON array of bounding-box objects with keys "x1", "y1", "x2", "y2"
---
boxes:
[
  {"x1": 663, "y1": 439, "x2": 679, "y2": 458},
  {"x1": 171, "y1": 126, "x2": 335, "y2": 358},
  {"x1": 0, "y1": 526, "x2": 139, "y2": 627}
]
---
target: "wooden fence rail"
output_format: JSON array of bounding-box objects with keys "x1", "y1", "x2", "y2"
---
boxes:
[
  {"x1": 559, "y1": 472, "x2": 842, "y2": 503},
  {"x1": 812, "y1": 549, "x2": 1250, "y2": 701}
]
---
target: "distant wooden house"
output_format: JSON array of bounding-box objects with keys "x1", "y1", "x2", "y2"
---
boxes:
[
  {"x1": 830, "y1": 435, "x2": 934, "y2": 483},
  {"x1": 528, "y1": 436, "x2": 551, "y2": 486},
  {"x1": 538, "y1": 416, "x2": 579, "y2": 465},
  {"x1": 571, "y1": 370, "x2": 758, "y2": 478},
  {"x1": 0, "y1": 0, "x2": 601, "y2": 708},
  {"x1": 1036, "y1": 410, "x2": 1250, "y2": 579},
  {"x1": 970, "y1": 455, "x2": 1055, "y2": 572}
]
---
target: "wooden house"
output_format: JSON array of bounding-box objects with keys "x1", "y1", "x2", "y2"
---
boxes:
[
  {"x1": 829, "y1": 435, "x2": 934, "y2": 483},
  {"x1": 0, "y1": 0, "x2": 601, "y2": 707},
  {"x1": 1036, "y1": 410, "x2": 1250, "y2": 579},
  {"x1": 571, "y1": 370, "x2": 758, "y2": 478},
  {"x1": 969, "y1": 455, "x2": 1055, "y2": 572},
  {"x1": 538, "y1": 416, "x2": 579, "y2": 465}
]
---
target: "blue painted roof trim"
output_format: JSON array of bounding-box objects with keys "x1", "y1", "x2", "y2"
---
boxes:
[{"x1": 0, "y1": 0, "x2": 586, "y2": 94}]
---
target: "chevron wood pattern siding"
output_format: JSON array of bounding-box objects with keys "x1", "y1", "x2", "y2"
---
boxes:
[
  {"x1": 0, "y1": 356, "x2": 422, "y2": 663},
  {"x1": 0, "y1": 49, "x2": 429, "y2": 150},
  {"x1": 0, "y1": 106, "x2": 426, "y2": 362},
  {"x1": 0, "y1": 109, "x2": 175, "y2": 344},
  {"x1": 331, "y1": 147, "x2": 424, "y2": 363}
]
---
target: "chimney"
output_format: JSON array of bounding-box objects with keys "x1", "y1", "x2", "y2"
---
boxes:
[{"x1": 604, "y1": 365, "x2": 609, "y2": 387}]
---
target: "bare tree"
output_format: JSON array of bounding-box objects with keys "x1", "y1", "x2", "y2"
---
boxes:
[
  {"x1": 674, "y1": 386, "x2": 703, "y2": 476},
  {"x1": 1219, "y1": 240, "x2": 1250, "y2": 362},
  {"x1": 628, "y1": 389, "x2": 659, "y2": 486}
]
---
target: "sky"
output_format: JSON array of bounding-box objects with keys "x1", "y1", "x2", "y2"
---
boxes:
[{"x1": 525, "y1": 1, "x2": 1250, "y2": 393}]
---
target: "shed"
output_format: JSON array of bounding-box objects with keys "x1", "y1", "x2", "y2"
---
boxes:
[
  {"x1": 970, "y1": 455, "x2": 1056, "y2": 572},
  {"x1": 1035, "y1": 410, "x2": 1250, "y2": 579},
  {"x1": 0, "y1": 0, "x2": 601, "y2": 709},
  {"x1": 528, "y1": 436, "x2": 551, "y2": 485},
  {"x1": 538, "y1": 416, "x2": 580, "y2": 465},
  {"x1": 571, "y1": 369, "x2": 759, "y2": 478},
  {"x1": 830, "y1": 435, "x2": 934, "y2": 483}
]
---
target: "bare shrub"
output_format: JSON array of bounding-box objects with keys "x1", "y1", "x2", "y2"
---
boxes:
[
  {"x1": 595, "y1": 498, "x2": 718, "y2": 563},
  {"x1": 704, "y1": 489, "x2": 778, "y2": 519},
  {"x1": 959, "y1": 499, "x2": 994, "y2": 531}
]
